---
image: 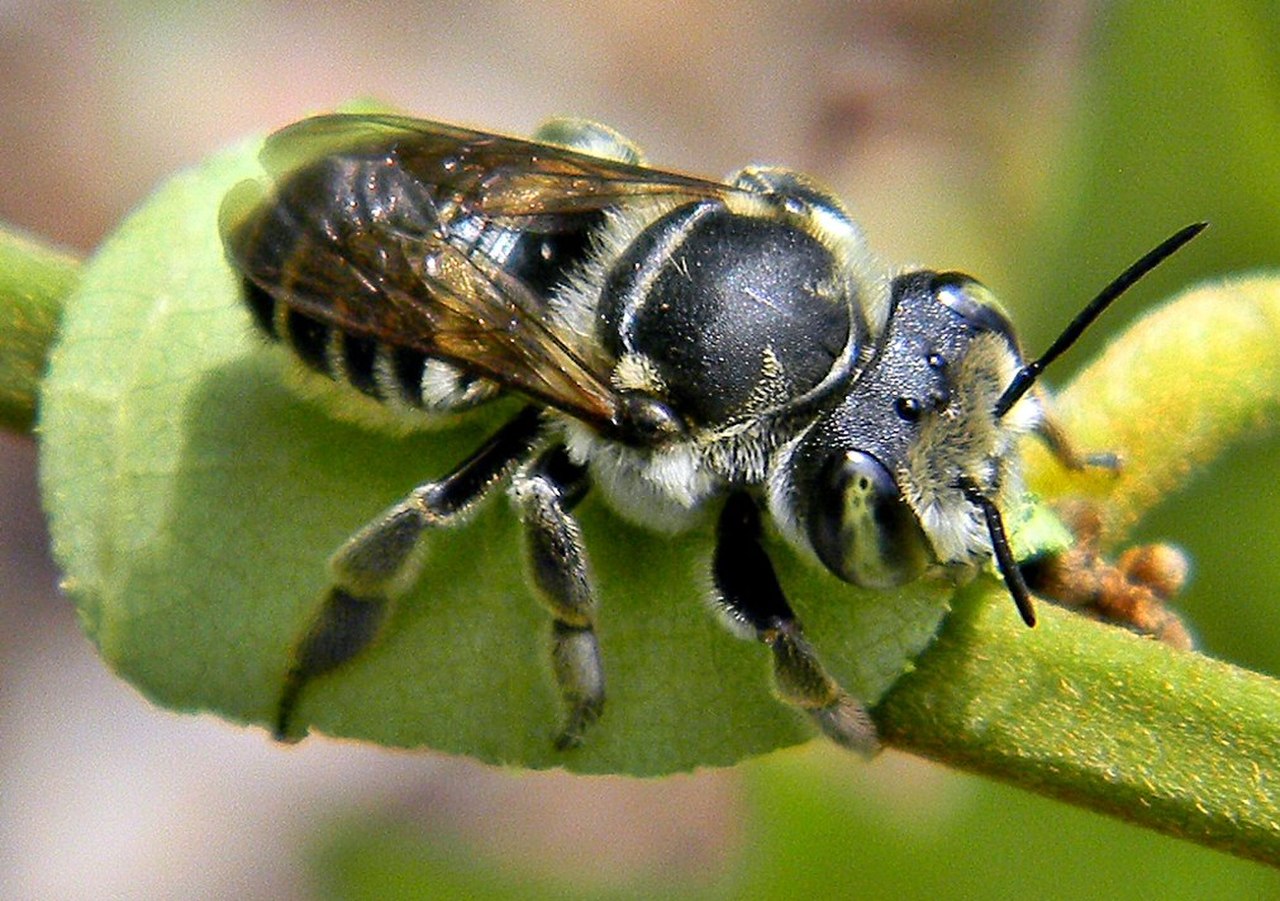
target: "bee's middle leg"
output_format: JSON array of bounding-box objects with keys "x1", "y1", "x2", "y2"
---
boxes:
[
  {"x1": 275, "y1": 405, "x2": 544, "y2": 741},
  {"x1": 712, "y1": 492, "x2": 880, "y2": 756},
  {"x1": 510, "y1": 445, "x2": 604, "y2": 750}
]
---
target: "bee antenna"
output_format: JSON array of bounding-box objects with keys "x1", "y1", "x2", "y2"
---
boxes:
[
  {"x1": 959, "y1": 479, "x2": 1037, "y2": 627},
  {"x1": 994, "y1": 222, "x2": 1207, "y2": 419}
]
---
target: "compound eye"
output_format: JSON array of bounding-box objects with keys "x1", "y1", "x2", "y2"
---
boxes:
[
  {"x1": 932, "y1": 273, "x2": 1017, "y2": 344},
  {"x1": 806, "y1": 451, "x2": 931, "y2": 589}
]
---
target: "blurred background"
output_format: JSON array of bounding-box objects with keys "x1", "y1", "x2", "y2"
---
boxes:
[{"x1": 2, "y1": 0, "x2": 1279, "y2": 897}]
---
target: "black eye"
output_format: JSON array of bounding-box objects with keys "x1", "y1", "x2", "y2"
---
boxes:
[
  {"x1": 894, "y1": 397, "x2": 921, "y2": 422},
  {"x1": 805, "y1": 451, "x2": 931, "y2": 589}
]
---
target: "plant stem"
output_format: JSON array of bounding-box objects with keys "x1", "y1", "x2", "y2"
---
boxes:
[
  {"x1": 0, "y1": 225, "x2": 81, "y2": 433},
  {"x1": 877, "y1": 583, "x2": 1280, "y2": 867}
]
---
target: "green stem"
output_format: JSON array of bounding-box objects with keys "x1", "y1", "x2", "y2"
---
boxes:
[
  {"x1": 878, "y1": 584, "x2": 1280, "y2": 866},
  {"x1": 0, "y1": 224, "x2": 81, "y2": 433}
]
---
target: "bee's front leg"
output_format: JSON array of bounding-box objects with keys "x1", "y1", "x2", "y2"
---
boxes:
[
  {"x1": 712, "y1": 492, "x2": 880, "y2": 756},
  {"x1": 510, "y1": 445, "x2": 604, "y2": 750},
  {"x1": 275, "y1": 406, "x2": 544, "y2": 741},
  {"x1": 1034, "y1": 396, "x2": 1120, "y2": 471}
]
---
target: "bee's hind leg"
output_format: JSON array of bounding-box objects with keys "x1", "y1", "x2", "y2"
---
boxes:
[
  {"x1": 275, "y1": 405, "x2": 544, "y2": 741},
  {"x1": 712, "y1": 492, "x2": 880, "y2": 756},
  {"x1": 510, "y1": 445, "x2": 605, "y2": 750}
]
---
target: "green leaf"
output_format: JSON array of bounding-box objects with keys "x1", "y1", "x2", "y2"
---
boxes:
[
  {"x1": 1024, "y1": 276, "x2": 1280, "y2": 542},
  {"x1": 38, "y1": 138, "x2": 950, "y2": 776}
]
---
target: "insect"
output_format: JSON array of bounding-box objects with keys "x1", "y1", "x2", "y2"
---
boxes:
[{"x1": 220, "y1": 113, "x2": 1202, "y2": 754}]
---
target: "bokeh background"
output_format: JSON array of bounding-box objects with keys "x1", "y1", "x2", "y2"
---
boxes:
[{"x1": 2, "y1": 1, "x2": 1279, "y2": 897}]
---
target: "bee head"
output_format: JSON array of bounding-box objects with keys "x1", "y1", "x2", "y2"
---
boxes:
[
  {"x1": 777, "y1": 271, "x2": 1030, "y2": 592},
  {"x1": 775, "y1": 223, "x2": 1206, "y2": 625}
]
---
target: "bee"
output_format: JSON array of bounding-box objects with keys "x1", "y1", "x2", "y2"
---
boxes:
[{"x1": 220, "y1": 113, "x2": 1202, "y2": 754}]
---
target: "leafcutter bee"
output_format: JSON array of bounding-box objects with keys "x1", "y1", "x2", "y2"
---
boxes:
[{"x1": 220, "y1": 113, "x2": 1201, "y2": 753}]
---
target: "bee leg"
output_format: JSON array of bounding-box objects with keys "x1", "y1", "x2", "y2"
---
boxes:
[
  {"x1": 509, "y1": 445, "x2": 603, "y2": 750},
  {"x1": 712, "y1": 493, "x2": 880, "y2": 756},
  {"x1": 1036, "y1": 398, "x2": 1119, "y2": 471},
  {"x1": 275, "y1": 406, "x2": 544, "y2": 741}
]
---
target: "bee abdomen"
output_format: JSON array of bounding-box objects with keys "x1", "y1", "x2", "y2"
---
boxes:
[
  {"x1": 246, "y1": 278, "x2": 496, "y2": 412},
  {"x1": 244, "y1": 281, "x2": 391, "y2": 399},
  {"x1": 244, "y1": 280, "x2": 277, "y2": 336},
  {"x1": 279, "y1": 307, "x2": 332, "y2": 376},
  {"x1": 369, "y1": 341, "x2": 499, "y2": 411}
]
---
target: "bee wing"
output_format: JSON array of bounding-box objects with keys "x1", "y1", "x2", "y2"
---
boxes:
[
  {"x1": 259, "y1": 112, "x2": 734, "y2": 218},
  {"x1": 224, "y1": 179, "x2": 627, "y2": 425},
  {"x1": 225, "y1": 114, "x2": 738, "y2": 428},
  {"x1": 390, "y1": 235, "x2": 624, "y2": 421}
]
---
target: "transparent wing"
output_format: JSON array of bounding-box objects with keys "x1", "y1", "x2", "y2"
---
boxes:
[
  {"x1": 259, "y1": 113, "x2": 733, "y2": 218},
  {"x1": 223, "y1": 114, "x2": 741, "y2": 428}
]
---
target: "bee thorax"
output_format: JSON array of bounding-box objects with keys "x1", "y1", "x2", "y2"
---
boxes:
[{"x1": 597, "y1": 200, "x2": 858, "y2": 432}]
